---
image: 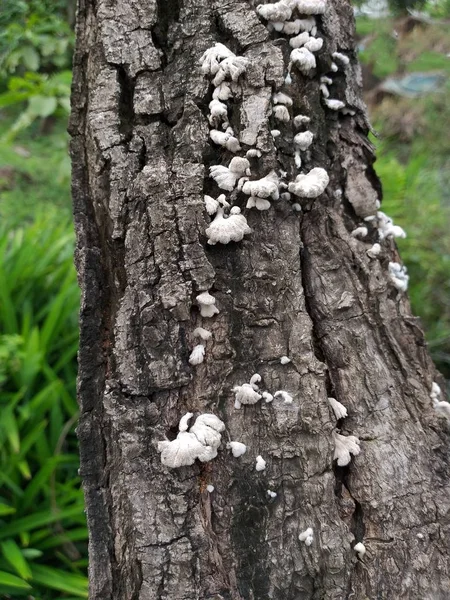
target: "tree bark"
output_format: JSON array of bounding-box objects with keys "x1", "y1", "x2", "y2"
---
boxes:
[{"x1": 70, "y1": 1, "x2": 450, "y2": 598}]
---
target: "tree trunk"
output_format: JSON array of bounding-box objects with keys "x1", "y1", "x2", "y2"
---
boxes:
[{"x1": 70, "y1": 1, "x2": 450, "y2": 598}]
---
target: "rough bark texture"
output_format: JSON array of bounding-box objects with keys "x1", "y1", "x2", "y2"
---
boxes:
[{"x1": 70, "y1": 1, "x2": 450, "y2": 598}]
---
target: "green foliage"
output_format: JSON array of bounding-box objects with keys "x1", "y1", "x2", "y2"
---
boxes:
[
  {"x1": 0, "y1": 1, "x2": 74, "y2": 79},
  {"x1": 387, "y1": 0, "x2": 426, "y2": 15},
  {"x1": 0, "y1": 209, "x2": 88, "y2": 598},
  {"x1": 358, "y1": 29, "x2": 400, "y2": 78}
]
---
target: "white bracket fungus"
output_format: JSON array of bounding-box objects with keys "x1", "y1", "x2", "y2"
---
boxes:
[
  {"x1": 299, "y1": 527, "x2": 314, "y2": 546},
  {"x1": 208, "y1": 99, "x2": 228, "y2": 127},
  {"x1": 294, "y1": 130, "x2": 314, "y2": 151},
  {"x1": 366, "y1": 243, "x2": 381, "y2": 259},
  {"x1": 179, "y1": 412, "x2": 194, "y2": 432},
  {"x1": 273, "y1": 104, "x2": 291, "y2": 122},
  {"x1": 212, "y1": 56, "x2": 249, "y2": 87},
  {"x1": 233, "y1": 379, "x2": 262, "y2": 409},
  {"x1": 286, "y1": 17, "x2": 316, "y2": 34},
  {"x1": 243, "y1": 171, "x2": 280, "y2": 211},
  {"x1": 290, "y1": 0, "x2": 327, "y2": 14},
  {"x1": 321, "y1": 75, "x2": 333, "y2": 85},
  {"x1": 280, "y1": 356, "x2": 291, "y2": 364},
  {"x1": 257, "y1": 1, "x2": 293, "y2": 22},
  {"x1": 289, "y1": 31, "x2": 310, "y2": 49},
  {"x1": 290, "y1": 47, "x2": 316, "y2": 74},
  {"x1": 193, "y1": 327, "x2": 212, "y2": 341},
  {"x1": 196, "y1": 291, "x2": 219, "y2": 318},
  {"x1": 320, "y1": 83, "x2": 330, "y2": 98},
  {"x1": 209, "y1": 157, "x2": 250, "y2": 191},
  {"x1": 255, "y1": 455, "x2": 267, "y2": 471},
  {"x1": 373, "y1": 211, "x2": 406, "y2": 240},
  {"x1": 332, "y1": 51, "x2": 350, "y2": 66},
  {"x1": 274, "y1": 390, "x2": 293, "y2": 404},
  {"x1": 204, "y1": 193, "x2": 229, "y2": 216},
  {"x1": 388, "y1": 262, "x2": 409, "y2": 293},
  {"x1": 250, "y1": 373, "x2": 262, "y2": 389},
  {"x1": 324, "y1": 98, "x2": 345, "y2": 110},
  {"x1": 328, "y1": 397, "x2": 348, "y2": 420},
  {"x1": 210, "y1": 129, "x2": 241, "y2": 153},
  {"x1": 304, "y1": 37, "x2": 323, "y2": 52},
  {"x1": 227, "y1": 441, "x2": 247, "y2": 457},
  {"x1": 212, "y1": 82, "x2": 233, "y2": 101},
  {"x1": 246, "y1": 148, "x2": 262, "y2": 158},
  {"x1": 293, "y1": 114, "x2": 311, "y2": 127},
  {"x1": 262, "y1": 391, "x2": 274, "y2": 403},
  {"x1": 351, "y1": 226, "x2": 368, "y2": 238},
  {"x1": 158, "y1": 413, "x2": 225, "y2": 468},
  {"x1": 267, "y1": 490, "x2": 277, "y2": 498},
  {"x1": 354, "y1": 542, "x2": 366, "y2": 559},
  {"x1": 271, "y1": 129, "x2": 281, "y2": 138},
  {"x1": 430, "y1": 382, "x2": 450, "y2": 420},
  {"x1": 201, "y1": 43, "x2": 235, "y2": 76},
  {"x1": 206, "y1": 484, "x2": 215, "y2": 493},
  {"x1": 333, "y1": 432, "x2": 361, "y2": 466},
  {"x1": 205, "y1": 206, "x2": 251, "y2": 245},
  {"x1": 273, "y1": 92, "x2": 293, "y2": 106},
  {"x1": 189, "y1": 344, "x2": 205, "y2": 365},
  {"x1": 288, "y1": 167, "x2": 329, "y2": 199}
]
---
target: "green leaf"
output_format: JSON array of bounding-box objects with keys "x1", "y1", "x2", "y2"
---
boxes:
[
  {"x1": 1, "y1": 539, "x2": 32, "y2": 580},
  {"x1": 21, "y1": 46, "x2": 40, "y2": 71},
  {"x1": 0, "y1": 570, "x2": 31, "y2": 591},
  {"x1": 0, "y1": 503, "x2": 16, "y2": 516},
  {"x1": 28, "y1": 95, "x2": 57, "y2": 118},
  {"x1": 0, "y1": 504, "x2": 85, "y2": 540},
  {"x1": 31, "y1": 564, "x2": 88, "y2": 597}
]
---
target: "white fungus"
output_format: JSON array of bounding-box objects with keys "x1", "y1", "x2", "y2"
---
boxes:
[
  {"x1": 320, "y1": 83, "x2": 330, "y2": 98},
  {"x1": 273, "y1": 92, "x2": 293, "y2": 106},
  {"x1": 250, "y1": 373, "x2": 262, "y2": 389},
  {"x1": 321, "y1": 75, "x2": 333, "y2": 85},
  {"x1": 273, "y1": 104, "x2": 291, "y2": 123},
  {"x1": 193, "y1": 327, "x2": 212, "y2": 341},
  {"x1": 189, "y1": 344, "x2": 205, "y2": 365},
  {"x1": 255, "y1": 455, "x2": 267, "y2": 471},
  {"x1": 289, "y1": 31, "x2": 310, "y2": 49},
  {"x1": 210, "y1": 129, "x2": 241, "y2": 153},
  {"x1": 324, "y1": 98, "x2": 345, "y2": 110},
  {"x1": 332, "y1": 51, "x2": 350, "y2": 66},
  {"x1": 196, "y1": 291, "x2": 219, "y2": 318},
  {"x1": 388, "y1": 262, "x2": 409, "y2": 293},
  {"x1": 243, "y1": 171, "x2": 280, "y2": 211},
  {"x1": 209, "y1": 157, "x2": 250, "y2": 191},
  {"x1": 280, "y1": 355, "x2": 291, "y2": 365},
  {"x1": 205, "y1": 207, "x2": 251, "y2": 245},
  {"x1": 293, "y1": 114, "x2": 311, "y2": 127},
  {"x1": 304, "y1": 37, "x2": 323, "y2": 52},
  {"x1": 285, "y1": 17, "x2": 316, "y2": 34},
  {"x1": 292, "y1": 203, "x2": 302, "y2": 212},
  {"x1": 290, "y1": 47, "x2": 316, "y2": 74},
  {"x1": 257, "y1": 1, "x2": 293, "y2": 21},
  {"x1": 294, "y1": 130, "x2": 314, "y2": 151},
  {"x1": 204, "y1": 194, "x2": 228, "y2": 215},
  {"x1": 367, "y1": 243, "x2": 381, "y2": 259},
  {"x1": 178, "y1": 412, "x2": 194, "y2": 432},
  {"x1": 333, "y1": 432, "x2": 361, "y2": 466},
  {"x1": 208, "y1": 99, "x2": 228, "y2": 126},
  {"x1": 289, "y1": 167, "x2": 329, "y2": 199},
  {"x1": 262, "y1": 391, "x2": 274, "y2": 403},
  {"x1": 299, "y1": 527, "x2": 314, "y2": 546},
  {"x1": 291, "y1": 0, "x2": 327, "y2": 14},
  {"x1": 212, "y1": 55, "x2": 249, "y2": 86},
  {"x1": 354, "y1": 542, "x2": 366, "y2": 559},
  {"x1": 206, "y1": 484, "x2": 215, "y2": 493},
  {"x1": 331, "y1": 61, "x2": 338, "y2": 72},
  {"x1": 233, "y1": 383, "x2": 262, "y2": 409},
  {"x1": 158, "y1": 413, "x2": 225, "y2": 468},
  {"x1": 281, "y1": 192, "x2": 292, "y2": 201},
  {"x1": 274, "y1": 390, "x2": 293, "y2": 404},
  {"x1": 351, "y1": 226, "x2": 368, "y2": 238},
  {"x1": 328, "y1": 397, "x2": 348, "y2": 420},
  {"x1": 201, "y1": 43, "x2": 235, "y2": 76},
  {"x1": 267, "y1": 490, "x2": 277, "y2": 498},
  {"x1": 246, "y1": 148, "x2": 262, "y2": 158},
  {"x1": 430, "y1": 382, "x2": 450, "y2": 421},
  {"x1": 212, "y1": 82, "x2": 233, "y2": 101},
  {"x1": 227, "y1": 441, "x2": 247, "y2": 457},
  {"x1": 375, "y1": 211, "x2": 406, "y2": 240},
  {"x1": 271, "y1": 129, "x2": 281, "y2": 138}
]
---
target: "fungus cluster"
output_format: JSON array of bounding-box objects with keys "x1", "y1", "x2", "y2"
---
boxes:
[
  {"x1": 333, "y1": 432, "x2": 361, "y2": 466},
  {"x1": 158, "y1": 413, "x2": 225, "y2": 468},
  {"x1": 388, "y1": 261, "x2": 409, "y2": 293},
  {"x1": 299, "y1": 527, "x2": 314, "y2": 546},
  {"x1": 430, "y1": 382, "x2": 450, "y2": 420}
]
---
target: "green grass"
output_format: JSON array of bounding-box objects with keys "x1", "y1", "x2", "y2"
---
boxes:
[{"x1": 0, "y1": 207, "x2": 88, "y2": 598}]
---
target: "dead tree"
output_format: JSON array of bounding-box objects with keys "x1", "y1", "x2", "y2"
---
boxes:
[{"x1": 70, "y1": 0, "x2": 450, "y2": 598}]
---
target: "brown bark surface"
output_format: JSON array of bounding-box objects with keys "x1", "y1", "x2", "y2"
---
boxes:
[{"x1": 70, "y1": 1, "x2": 450, "y2": 598}]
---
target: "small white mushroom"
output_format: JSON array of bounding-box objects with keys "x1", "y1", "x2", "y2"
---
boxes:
[
  {"x1": 354, "y1": 542, "x2": 366, "y2": 559},
  {"x1": 283, "y1": 17, "x2": 316, "y2": 35},
  {"x1": 294, "y1": 130, "x2": 314, "y2": 151},
  {"x1": 250, "y1": 373, "x2": 262, "y2": 390},
  {"x1": 280, "y1": 356, "x2": 291, "y2": 365},
  {"x1": 246, "y1": 148, "x2": 262, "y2": 158},
  {"x1": 320, "y1": 83, "x2": 330, "y2": 98},
  {"x1": 320, "y1": 75, "x2": 333, "y2": 85},
  {"x1": 328, "y1": 397, "x2": 348, "y2": 420},
  {"x1": 299, "y1": 527, "x2": 314, "y2": 546},
  {"x1": 193, "y1": 327, "x2": 212, "y2": 341},
  {"x1": 201, "y1": 43, "x2": 235, "y2": 76},
  {"x1": 242, "y1": 171, "x2": 280, "y2": 204},
  {"x1": 210, "y1": 129, "x2": 241, "y2": 153},
  {"x1": 331, "y1": 61, "x2": 338, "y2": 72},
  {"x1": 351, "y1": 226, "x2": 368, "y2": 238},
  {"x1": 367, "y1": 243, "x2": 381, "y2": 259},
  {"x1": 293, "y1": 114, "x2": 311, "y2": 127},
  {"x1": 212, "y1": 82, "x2": 233, "y2": 101},
  {"x1": 206, "y1": 484, "x2": 215, "y2": 493},
  {"x1": 273, "y1": 92, "x2": 293, "y2": 106},
  {"x1": 333, "y1": 432, "x2": 361, "y2": 466},
  {"x1": 227, "y1": 441, "x2": 247, "y2": 457},
  {"x1": 289, "y1": 31, "x2": 310, "y2": 49},
  {"x1": 274, "y1": 390, "x2": 293, "y2": 404},
  {"x1": 212, "y1": 55, "x2": 249, "y2": 86},
  {"x1": 178, "y1": 412, "x2": 194, "y2": 432},
  {"x1": 205, "y1": 207, "x2": 251, "y2": 245},
  {"x1": 289, "y1": 167, "x2": 329, "y2": 199},
  {"x1": 304, "y1": 37, "x2": 323, "y2": 52},
  {"x1": 257, "y1": 1, "x2": 292, "y2": 21},
  {"x1": 273, "y1": 104, "x2": 291, "y2": 122},
  {"x1": 290, "y1": 47, "x2": 316, "y2": 74},
  {"x1": 233, "y1": 383, "x2": 262, "y2": 409},
  {"x1": 292, "y1": 203, "x2": 302, "y2": 212},
  {"x1": 209, "y1": 157, "x2": 250, "y2": 191},
  {"x1": 267, "y1": 490, "x2": 277, "y2": 498},
  {"x1": 208, "y1": 99, "x2": 228, "y2": 126},
  {"x1": 262, "y1": 391, "x2": 274, "y2": 403},
  {"x1": 332, "y1": 51, "x2": 350, "y2": 66},
  {"x1": 196, "y1": 291, "x2": 219, "y2": 318},
  {"x1": 255, "y1": 455, "x2": 266, "y2": 471},
  {"x1": 325, "y1": 98, "x2": 345, "y2": 110},
  {"x1": 292, "y1": 0, "x2": 327, "y2": 15},
  {"x1": 271, "y1": 129, "x2": 281, "y2": 138},
  {"x1": 189, "y1": 344, "x2": 205, "y2": 365},
  {"x1": 388, "y1": 262, "x2": 409, "y2": 293}
]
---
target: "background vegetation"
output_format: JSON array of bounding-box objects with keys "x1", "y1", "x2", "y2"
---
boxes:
[{"x1": 0, "y1": 0, "x2": 448, "y2": 597}]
